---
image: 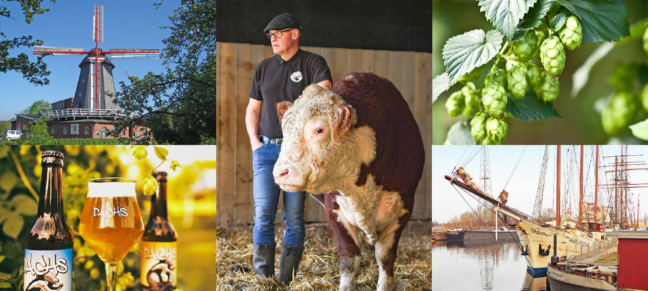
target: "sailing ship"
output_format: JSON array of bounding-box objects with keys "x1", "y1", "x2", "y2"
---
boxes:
[{"x1": 444, "y1": 145, "x2": 641, "y2": 277}]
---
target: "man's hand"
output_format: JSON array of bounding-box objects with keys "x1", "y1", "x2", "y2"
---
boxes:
[{"x1": 251, "y1": 138, "x2": 264, "y2": 151}]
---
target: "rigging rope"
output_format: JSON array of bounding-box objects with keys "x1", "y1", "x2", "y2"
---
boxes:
[{"x1": 500, "y1": 146, "x2": 528, "y2": 192}]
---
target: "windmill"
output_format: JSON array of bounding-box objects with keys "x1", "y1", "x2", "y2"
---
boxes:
[{"x1": 33, "y1": 5, "x2": 159, "y2": 112}]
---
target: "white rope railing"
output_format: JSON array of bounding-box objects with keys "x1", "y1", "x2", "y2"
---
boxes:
[{"x1": 43, "y1": 109, "x2": 138, "y2": 119}]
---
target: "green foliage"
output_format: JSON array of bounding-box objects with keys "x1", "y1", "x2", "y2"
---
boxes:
[
  {"x1": 21, "y1": 99, "x2": 50, "y2": 116},
  {"x1": 447, "y1": 121, "x2": 476, "y2": 145},
  {"x1": 442, "y1": 29, "x2": 504, "y2": 87},
  {"x1": 15, "y1": 117, "x2": 51, "y2": 145},
  {"x1": 470, "y1": 113, "x2": 488, "y2": 141},
  {"x1": 0, "y1": 121, "x2": 10, "y2": 134},
  {"x1": 113, "y1": 0, "x2": 216, "y2": 145},
  {"x1": 0, "y1": 0, "x2": 56, "y2": 86},
  {"x1": 6, "y1": 138, "x2": 129, "y2": 145},
  {"x1": 478, "y1": 0, "x2": 537, "y2": 39},
  {"x1": 435, "y1": 0, "x2": 632, "y2": 144}
]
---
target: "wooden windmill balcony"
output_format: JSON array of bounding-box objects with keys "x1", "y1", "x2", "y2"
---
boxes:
[{"x1": 44, "y1": 109, "x2": 138, "y2": 121}]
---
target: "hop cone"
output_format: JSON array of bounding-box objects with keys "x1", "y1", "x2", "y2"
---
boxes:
[
  {"x1": 534, "y1": 24, "x2": 548, "y2": 58},
  {"x1": 540, "y1": 36, "x2": 566, "y2": 76},
  {"x1": 526, "y1": 63, "x2": 542, "y2": 91},
  {"x1": 462, "y1": 83, "x2": 480, "y2": 117},
  {"x1": 641, "y1": 84, "x2": 648, "y2": 112},
  {"x1": 507, "y1": 64, "x2": 528, "y2": 99},
  {"x1": 601, "y1": 92, "x2": 638, "y2": 136},
  {"x1": 558, "y1": 16, "x2": 582, "y2": 50},
  {"x1": 461, "y1": 67, "x2": 482, "y2": 82},
  {"x1": 485, "y1": 117, "x2": 508, "y2": 143},
  {"x1": 513, "y1": 30, "x2": 539, "y2": 61},
  {"x1": 482, "y1": 83, "x2": 508, "y2": 116},
  {"x1": 470, "y1": 113, "x2": 488, "y2": 141},
  {"x1": 484, "y1": 68, "x2": 507, "y2": 88},
  {"x1": 506, "y1": 56, "x2": 520, "y2": 72},
  {"x1": 445, "y1": 91, "x2": 465, "y2": 116},
  {"x1": 142, "y1": 175, "x2": 158, "y2": 196},
  {"x1": 483, "y1": 136, "x2": 504, "y2": 145},
  {"x1": 537, "y1": 73, "x2": 560, "y2": 103},
  {"x1": 609, "y1": 63, "x2": 638, "y2": 93}
]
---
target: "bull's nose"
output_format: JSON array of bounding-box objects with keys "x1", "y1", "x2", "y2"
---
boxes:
[{"x1": 277, "y1": 167, "x2": 290, "y2": 179}]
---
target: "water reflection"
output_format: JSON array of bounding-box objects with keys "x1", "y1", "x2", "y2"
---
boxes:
[{"x1": 433, "y1": 240, "x2": 547, "y2": 291}]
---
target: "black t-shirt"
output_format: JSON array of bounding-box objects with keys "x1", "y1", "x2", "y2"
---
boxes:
[{"x1": 249, "y1": 49, "x2": 332, "y2": 138}]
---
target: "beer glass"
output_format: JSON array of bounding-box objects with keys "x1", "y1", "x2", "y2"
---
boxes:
[{"x1": 79, "y1": 178, "x2": 144, "y2": 291}]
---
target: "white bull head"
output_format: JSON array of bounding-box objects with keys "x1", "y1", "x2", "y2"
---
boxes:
[{"x1": 272, "y1": 84, "x2": 376, "y2": 194}]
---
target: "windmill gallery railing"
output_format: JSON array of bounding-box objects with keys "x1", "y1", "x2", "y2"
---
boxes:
[{"x1": 43, "y1": 109, "x2": 138, "y2": 120}]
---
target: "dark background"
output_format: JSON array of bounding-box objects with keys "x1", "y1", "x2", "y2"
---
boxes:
[{"x1": 216, "y1": 0, "x2": 431, "y2": 52}]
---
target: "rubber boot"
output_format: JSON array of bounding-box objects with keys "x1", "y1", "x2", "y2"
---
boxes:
[
  {"x1": 278, "y1": 243, "x2": 305, "y2": 286},
  {"x1": 252, "y1": 243, "x2": 276, "y2": 278}
]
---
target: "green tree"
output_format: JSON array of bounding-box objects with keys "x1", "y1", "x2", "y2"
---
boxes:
[
  {"x1": 112, "y1": 0, "x2": 216, "y2": 145},
  {"x1": 16, "y1": 116, "x2": 52, "y2": 144},
  {"x1": 0, "y1": 120, "x2": 11, "y2": 133},
  {"x1": 0, "y1": 0, "x2": 56, "y2": 86},
  {"x1": 20, "y1": 99, "x2": 51, "y2": 116}
]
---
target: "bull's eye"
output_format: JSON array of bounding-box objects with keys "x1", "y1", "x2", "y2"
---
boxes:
[{"x1": 315, "y1": 128, "x2": 324, "y2": 134}]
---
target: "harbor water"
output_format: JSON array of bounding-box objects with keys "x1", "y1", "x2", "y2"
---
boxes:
[{"x1": 432, "y1": 239, "x2": 547, "y2": 291}]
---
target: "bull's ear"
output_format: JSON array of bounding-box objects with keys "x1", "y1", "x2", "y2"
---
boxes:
[
  {"x1": 277, "y1": 101, "x2": 293, "y2": 123},
  {"x1": 334, "y1": 104, "x2": 352, "y2": 139}
]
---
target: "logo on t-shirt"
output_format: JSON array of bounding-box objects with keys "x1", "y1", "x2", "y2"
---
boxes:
[{"x1": 290, "y1": 71, "x2": 303, "y2": 83}]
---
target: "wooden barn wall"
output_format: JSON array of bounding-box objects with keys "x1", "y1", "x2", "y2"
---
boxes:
[{"x1": 216, "y1": 42, "x2": 432, "y2": 226}]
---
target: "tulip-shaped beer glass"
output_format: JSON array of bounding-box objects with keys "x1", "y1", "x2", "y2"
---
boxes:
[{"x1": 79, "y1": 178, "x2": 144, "y2": 291}]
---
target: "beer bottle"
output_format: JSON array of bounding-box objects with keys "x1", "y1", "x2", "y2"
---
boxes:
[
  {"x1": 141, "y1": 172, "x2": 177, "y2": 291},
  {"x1": 24, "y1": 151, "x2": 74, "y2": 291}
]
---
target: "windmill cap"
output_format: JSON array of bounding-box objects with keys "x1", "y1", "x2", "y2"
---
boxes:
[{"x1": 263, "y1": 13, "x2": 301, "y2": 34}]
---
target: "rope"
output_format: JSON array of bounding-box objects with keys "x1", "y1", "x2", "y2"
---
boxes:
[{"x1": 501, "y1": 146, "x2": 527, "y2": 192}]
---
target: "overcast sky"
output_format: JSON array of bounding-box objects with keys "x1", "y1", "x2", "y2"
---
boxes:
[
  {"x1": 0, "y1": 0, "x2": 181, "y2": 120},
  {"x1": 432, "y1": 145, "x2": 648, "y2": 224}
]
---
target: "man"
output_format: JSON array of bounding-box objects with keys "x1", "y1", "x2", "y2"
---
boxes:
[{"x1": 245, "y1": 13, "x2": 332, "y2": 286}]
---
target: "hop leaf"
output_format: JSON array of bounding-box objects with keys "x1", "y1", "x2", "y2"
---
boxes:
[
  {"x1": 485, "y1": 117, "x2": 508, "y2": 143},
  {"x1": 445, "y1": 91, "x2": 466, "y2": 117},
  {"x1": 537, "y1": 72, "x2": 560, "y2": 103},
  {"x1": 132, "y1": 146, "x2": 148, "y2": 161},
  {"x1": 482, "y1": 83, "x2": 508, "y2": 116},
  {"x1": 512, "y1": 30, "x2": 539, "y2": 61},
  {"x1": 558, "y1": 16, "x2": 582, "y2": 50},
  {"x1": 142, "y1": 175, "x2": 158, "y2": 196},
  {"x1": 602, "y1": 92, "x2": 638, "y2": 136},
  {"x1": 484, "y1": 68, "x2": 507, "y2": 88},
  {"x1": 540, "y1": 36, "x2": 566, "y2": 76},
  {"x1": 470, "y1": 113, "x2": 488, "y2": 141},
  {"x1": 507, "y1": 64, "x2": 528, "y2": 99}
]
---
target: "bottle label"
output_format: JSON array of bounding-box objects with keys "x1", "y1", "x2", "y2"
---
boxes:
[
  {"x1": 24, "y1": 248, "x2": 73, "y2": 291},
  {"x1": 141, "y1": 241, "x2": 177, "y2": 290}
]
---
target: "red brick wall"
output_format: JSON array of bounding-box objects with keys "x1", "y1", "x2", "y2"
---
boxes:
[{"x1": 46, "y1": 121, "x2": 149, "y2": 139}]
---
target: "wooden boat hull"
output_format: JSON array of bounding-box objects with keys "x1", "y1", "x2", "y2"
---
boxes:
[{"x1": 547, "y1": 265, "x2": 616, "y2": 291}]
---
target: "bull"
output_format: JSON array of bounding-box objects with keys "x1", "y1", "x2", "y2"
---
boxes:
[{"x1": 273, "y1": 72, "x2": 424, "y2": 291}]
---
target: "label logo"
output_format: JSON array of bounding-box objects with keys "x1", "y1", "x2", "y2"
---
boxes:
[
  {"x1": 93, "y1": 205, "x2": 128, "y2": 218},
  {"x1": 290, "y1": 71, "x2": 303, "y2": 82},
  {"x1": 24, "y1": 251, "x2": 71, "y2": 291}
]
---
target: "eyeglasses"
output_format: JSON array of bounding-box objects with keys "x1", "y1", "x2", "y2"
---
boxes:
[{"x1": 266, "y1": 29, "x2": 293, "y2": 40}]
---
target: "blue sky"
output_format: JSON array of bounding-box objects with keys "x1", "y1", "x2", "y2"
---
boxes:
[
  {"x1": 0, "y1": 0, "x2": 181, "y2": 120},
  {"x1": 433, "y1": 145, "x2": 648, "y2": 224}
]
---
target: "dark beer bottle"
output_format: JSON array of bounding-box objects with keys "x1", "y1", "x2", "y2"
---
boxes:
[
  {"x1": 141, "y1": 172, "x2": 177, "y2": 291},
  {"x1": 24, "y1": 151, "x2": 74, "y2": 291}
]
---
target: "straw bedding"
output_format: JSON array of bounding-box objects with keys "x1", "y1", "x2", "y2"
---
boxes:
[{"x1": 216, "y1": 222, "x2": 431, "y2": 291}]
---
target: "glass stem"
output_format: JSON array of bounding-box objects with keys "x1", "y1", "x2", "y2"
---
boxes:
[{"x1": 105, "y1": 262, "x2": 118, "y2": 291}]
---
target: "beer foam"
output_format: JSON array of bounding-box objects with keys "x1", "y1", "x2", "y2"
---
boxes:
[{"x1": 87, "y1": 182, "x2": 137, "y2": 198}]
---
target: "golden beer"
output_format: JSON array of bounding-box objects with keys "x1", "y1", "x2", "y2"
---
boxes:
[{"x1": 79, "y1": 195, "x2": 144, "y2": 263}]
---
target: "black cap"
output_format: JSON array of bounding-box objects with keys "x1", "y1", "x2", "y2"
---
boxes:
[
  {"x1": 41, "y1": 150, "x2": 64, "y2": 166},
  {"x1": 263, "y1": 13, "x2": 301, "y2": 34}
]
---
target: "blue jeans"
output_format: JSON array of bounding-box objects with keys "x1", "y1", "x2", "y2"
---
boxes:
[{"x1": 252, "y1": 136, "x2": 306, "y2": 247}]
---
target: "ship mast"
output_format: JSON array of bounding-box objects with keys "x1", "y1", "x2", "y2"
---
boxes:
[
  {"x1": 557, "y1": 145, "x2": 561, "y2": 228},
  {"x1": 579, "y1": 145, "x2": 584, "y2": 229}
]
